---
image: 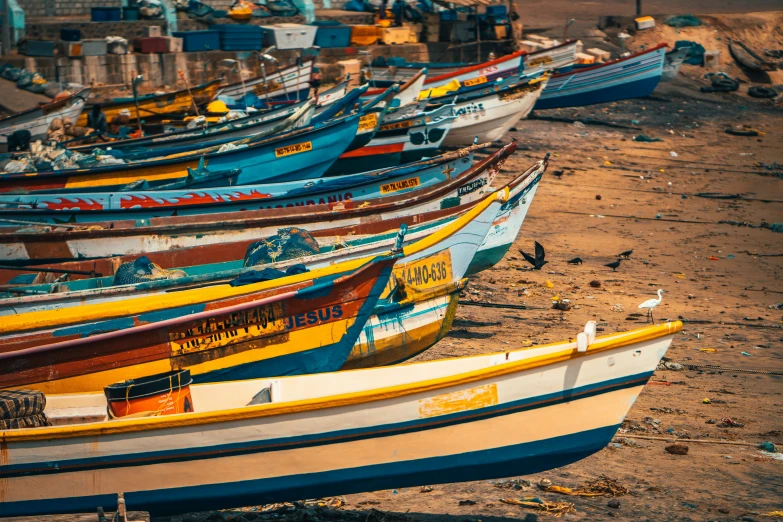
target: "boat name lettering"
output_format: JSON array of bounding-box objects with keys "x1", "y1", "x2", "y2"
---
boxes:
[
  {"x1": 169, "y1": 303, "x2": 285, "y2": 354},
  {"x1": 454, "y1": 103, "x2": 485, "y2": 116},
  {"x1": 380, "y1": 177, "x2": 421, "y2": 194},
  {"x1": 358, "y1": 113, "x2": 379, "y2": 131},
  {"x1": 457, "y1": 178, "x2": 486, "y2": 196},
  {"x1": 463, "y1": 76, "x2": 488, "y2": 87},
  {"x1": 380, "y1": 120, "x2": 414, "y2": 131},
  {"x1": 264, "y1": 192, "x2": 354, "y2": 209},
  {"x1": 275, "y1": 141, "x2": 313, "y2": 158},
  {"x1": 480, "y1": 65, "x2": 499, "y2": 75},
  {"x1": 285, "y1": 305, "x2": 343, "y2": 329}
]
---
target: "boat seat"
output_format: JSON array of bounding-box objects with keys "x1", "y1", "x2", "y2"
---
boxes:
[{"x1": 47, "y1": 406, "x2": 108, "y2": 426}]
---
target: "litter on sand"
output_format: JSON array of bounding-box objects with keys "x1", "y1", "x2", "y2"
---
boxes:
[{"x1": 499, "y1": 497, "x2": 576, "y2": 517}]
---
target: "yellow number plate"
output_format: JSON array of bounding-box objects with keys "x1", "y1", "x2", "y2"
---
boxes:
[
  {"x1": 275, "y1": 141, "x2": 313, "y2": 158},
  {"x1": 169, "y1": 303, "x2": 285, "y2": 355},
  {"x1": 392, "y1": 249, "x2": 453, "y2": 292},
  {"x1": 379, "y1": 120, "x2": 414, "y2": 132},
  {"x1": 463, "y1": 76, "x2": 488, "y2": 87},
  {"x1": 380, "y1": 176, "x2": 420, "y2": 194},
  {"x1": 358, "y1": 113, "x2": 379, "y2": 131}
]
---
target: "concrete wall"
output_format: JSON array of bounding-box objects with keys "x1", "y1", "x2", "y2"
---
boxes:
[{"x1": 16, "y1": 0, "x2": 121, "y2": 18}]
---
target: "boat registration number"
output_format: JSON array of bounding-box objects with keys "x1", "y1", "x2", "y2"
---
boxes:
[
  {"x1": 358, "y1": 113, "x2": 379, "y2": 131},
  {"x1": 392, "y1": 249, "x2": 453, "y2": 292},
  {"x1": 275, "y1": 141, "x2": 313, "y2": 157},
  {"x1": 380, "y1": 176, "x2": 420, "y2": 194},
  {"x1": 379, "y1": 120, "x2": 414, "y2": 132},
  {"x1": 464, "y1": 76, "x2": 488, "y2": 87},
  {"x1": 169, "y1": 303, "x2": 285, "y2": 355}
]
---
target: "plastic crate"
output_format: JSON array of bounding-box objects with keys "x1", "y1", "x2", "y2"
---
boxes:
[
  {"x1": 350, "y1": 25, "x2": 382, "y2": 46},
  {"x1": 91, "y1": 7, "x2": 121, "y2": 21},
  {"x1": 261, "y1": 23, "x2": 317, "y2": 50},
  {"x1": 82, "y1": 38, "x2": 108, "y2": 56},
  {"x1": 60, "y1": 28, "x2": 81, "y2": 42},
  {"x1": 23, "y1": 40, "x2": 56, "y2": 57},
  {"x1": 212, "y1": 24, "x2": 264, "y2": 51},
  {"x1": 140, "y1": 37, "x2": 168, "y2": 54},
  {"x1": 486, "y1": 4, "x2": 507, "y2": 16},
  {"x1": 172, "y1": 31, "x2": 221, "y2": 52},
  {"x1": 313, "y1": 23, "x2": 351, "y2": 48},
  {"x1": 439, "y1": 10, "x2": 456, "y2": 21},
  {"x1": 123, "y1": 7, "x2": 139, "y2": 20},
  {"x1": 381, "y1": 27, "x2": 410, "y2": 45}
]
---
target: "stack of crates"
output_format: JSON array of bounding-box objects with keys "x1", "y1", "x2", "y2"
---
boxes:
[
  {"x1": 212, "y1": 25, "x2": 264, "y2": 51},
  {"x1": 312, "y1": 20, "x2": 351, "y2": 48}
]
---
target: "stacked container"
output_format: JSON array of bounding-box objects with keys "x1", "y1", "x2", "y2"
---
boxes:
[{"x1": 212, "y1": 25, "x2": 264, "y2": 51}]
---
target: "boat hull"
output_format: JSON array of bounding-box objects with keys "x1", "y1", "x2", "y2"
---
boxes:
[
  {"x1": 534, "y1": 44, "x2": 666, "y2": 110},
  {"x1": 0, "y1": 89, "x2": 91, "y2": 145},
  {"x1": 0, "y1": 323, "x2": 679, "y2": 517}
]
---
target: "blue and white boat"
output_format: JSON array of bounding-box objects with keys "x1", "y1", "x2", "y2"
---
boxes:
[{"x1": 534, "y1": 43, "x2": 667, "y2": 110}]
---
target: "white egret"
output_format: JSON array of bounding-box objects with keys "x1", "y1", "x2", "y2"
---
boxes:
[{"x1": 638, "y1": 289, "x2": 664, "y2": 323}]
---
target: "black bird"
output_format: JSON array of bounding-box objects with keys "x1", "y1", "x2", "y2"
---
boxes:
[
  {"x1": 617, "y1": 249, "x2": 633, "y2": 259},
  {"x1": 552, "y1": 169, "x2": 564, "y2": 179},
  {"x1": 568, "y1": 257, "x2": 583, "y2": 265},
  {"x1": 519, "y1": 241, "x2": 548, "y2": 270},
  {"x1": 604, "y1": 259, "x2": 623, "y2": 271}
]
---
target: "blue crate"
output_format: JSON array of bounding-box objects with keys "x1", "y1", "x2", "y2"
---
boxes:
[
  {"x1": 313, "y1": 24, "x2": 351, "y2": 48},
  {"x1": 91, "y1": 7, "x2": 121, "y2": 21},
  {"x1": 439, "y1": 10, "x2": 456, "y2": 21},
  {"x1": 123, "y1": 7, "x2": 140, "y2": 20},
  {"x1": 486, "y1": 4, "x2": 507, "y2": 16},
  {"x1": 172, "y1": 30, "x2": 221, "y2": 52}
]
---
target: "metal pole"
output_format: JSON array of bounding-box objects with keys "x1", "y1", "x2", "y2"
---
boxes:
[
  {"x1": 1, "y1": 0, "x2": 11, "y2": 56},
  {"x1": 178, "y1": 69, "x2": 200, "y2": 117},
  {"x1": 131, "y1": 75, "x2": 143, "y2": 134},
  {"x1": 636, "y1": 0, "x2": 642, "y2": 17}
]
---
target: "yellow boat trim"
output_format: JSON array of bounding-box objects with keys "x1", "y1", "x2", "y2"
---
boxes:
[
  {"x1": 1, "y1": 321, "x2": 682, "y2": 441},
  {"x1": 27, "y1": 318, "x2": 358, "y2": 394},
  {"x1": 63, "y1": 163, "x2": 195, "y2": 189},
  {"x1": 0, "y1": 188, "x2": 509, "y2": 334}
]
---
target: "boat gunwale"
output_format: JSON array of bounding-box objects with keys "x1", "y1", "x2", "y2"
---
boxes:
[
  {"x1": 0, "y1": 88, "x2": 92, "y2": 127},
  {"x1": 0, "y1": 321, "x2": 682, "y2": 441},
  {"x1": 85, "y1": 79, "x2": 222, "y2": 112},
  {"x1": 365, "y1": 68, "x2": 427, "y2": 97},
  {"x1": 550, "y1": 42, "x2": 668, "y2": 79},
  {"x1": 424, "y1": 51, "x2": 527, "y2": 85}
]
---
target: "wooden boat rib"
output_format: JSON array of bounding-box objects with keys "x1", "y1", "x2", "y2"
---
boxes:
[
  {"x1": 0, "y1": 321, "x2": 682, "y2": 517},
  {"x1": 77, "y1": 80, "x2": 222, "y2": 126},
  {"x1": 0, "y1": 88, "x2": 91, "y2": 144}
]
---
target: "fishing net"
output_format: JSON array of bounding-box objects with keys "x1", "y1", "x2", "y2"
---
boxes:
[
  {"x1": 113, "y1": 256, "x2": 187, "y2": 286},
  {"x1": 243, "y1": 228, "x2": 321, "y2": 267}
]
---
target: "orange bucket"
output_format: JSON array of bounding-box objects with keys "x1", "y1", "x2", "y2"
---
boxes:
[{"x1": 104, "y1": 370, "x2": 194, "y2": 419}]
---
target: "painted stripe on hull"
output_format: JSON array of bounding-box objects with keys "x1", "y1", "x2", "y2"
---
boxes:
[{"x1": 535, "y1": 75, "x2": 661, "y2": 109}]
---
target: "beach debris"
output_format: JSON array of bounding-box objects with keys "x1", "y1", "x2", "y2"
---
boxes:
[
  {"x1": 665, "y1": 444, "x2": 689, "y2": 455},
  {"x1": 725, "y1": 127, "x2": 763, "y2": 137},
  {"x1": 608, "y1": 499, "x2": 622, "y2": 509},
  {"x1": 538, "y1": 476, "x2": 630, "y2": 498},
  {"x1": 758, "y1": 441, "x2": 776, "y2": 452},
  {"x1": 458, "y1": 499, "x2": 477, "y2": 506},
  {"x1": 633, "y1": 134, "x2": 663, "y2": 142},
  {"x1": 552, "y1": 299, "x2": 572, "y2": 311},
  {"x1": 741, "y1": 351, "x2": 754, "y2": 356},
  {"x1": 495, "y1": 478, "x2": 532, "y2": 490},
  {"x1": 499, "y1": 497, "x2": 575, "y2": 517},
  {"x1": 748, "y1": 86, "x2": 778, "y2": 99},
  {"x1": 419, "y1": 485, "x2": 433, "y2": 493},
  {"x1": 610, "y1": 303, "x2": 624, "y2": 313},
  {"x1": 596, "y1": 194, "x2": 602, "y2": 200},
  {"x1": 718, "y1": 417, "x2": 744, "y2": 428},
  {"x1": 760, "y1": 511, "x2": 783, "y2": 518},
  {"x1": 667, "y1": 14, "x2": 702, "y2": 27},
  {"x1": 703, "y1": 398, "x2": 711, "y2": 404},
  {"x1": 589, "y1": 280, "x2": 601, "y2": 288}
]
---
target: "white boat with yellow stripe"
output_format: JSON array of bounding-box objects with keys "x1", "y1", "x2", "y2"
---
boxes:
[{"x1": 0, "y1": 321, "x2": 682, "y2": 517}]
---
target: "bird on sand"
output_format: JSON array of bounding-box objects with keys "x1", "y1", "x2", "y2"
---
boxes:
[
  {"x1": 617, "y1": 249, "x2": 633, "y2": 259},
  {"x1": 639, "y1": 289, "x2": 664, "y2": 323},
  {"x1": 604, "y1": 259, "x2": 623, "y2": 271},
  {"x1": 519, "y1": 241, "x2": 548, "y2": 270},
  {"x1": 568, "y1": 257, "x2": 583, "y2": 265}
]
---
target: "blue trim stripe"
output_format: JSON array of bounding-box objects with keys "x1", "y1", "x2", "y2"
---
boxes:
[{"x1": 0, "y1": 371, "x2": 652, "y2": 480}]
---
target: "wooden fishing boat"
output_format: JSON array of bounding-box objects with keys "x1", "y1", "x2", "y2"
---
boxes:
[
  {"x1": 0, "y1": 88, "x2": 91, "y2": 146},
  {"x1": 217, "y1": 58, "x2": 314, "y2": 102},
  {"x1": 367, "y1": 51, "x2": 526, "y2": 90},
  {"x1": 534, "y1": 43, "x2": 667, "y2": 110},
  {"x1": 0, "y1": 153, "x2": 546, "y2": 315},
  {"x1": 0, "y1": 144, "x2": 477, "y2": 224},
  {"x1": 76, "y1": 80, "x2": 222, "y2": 126},
  {"x1": 0, "y1": 143, "x2": 514, "y2": 265},
  {"x1": 329, "y1": 104, "x2": 455, "y2": 175},
  {"x1": 69, "y1": 98, "x2": 314, "y2": 158},
  {"x1": 0, "y1": 114, "x2": 360, "y2": 194},
  {"x1": 0, "y1": 321, "x2": 682, "y2": 517},
  {"x1": 0, "y1": 189, "x2": 509, "y2": 392},
  {"x1": 728, "y1": 39, "x2": 776, "y2": 72},
  {"x1": 361, "y1": 68, "x2": 427, "y2": 108}
]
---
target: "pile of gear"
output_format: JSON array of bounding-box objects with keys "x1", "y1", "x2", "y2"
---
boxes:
[{"x1": 0, "y1": 64, "x2": 83, "y2": 98}]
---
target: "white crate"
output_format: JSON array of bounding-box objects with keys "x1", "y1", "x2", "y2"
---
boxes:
[
  {"x1": 635, "y1": 16, "x2": 655, "y2": 30},
  {"x1": 586, "y1": 48, "x2": 611, "y2": 62},
  {"x1": 144, "y1": 26, "x2": 162, "y2": 37},
  {"x1": 261, "y1": 23, "x2": 317, "y2": 50}
]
